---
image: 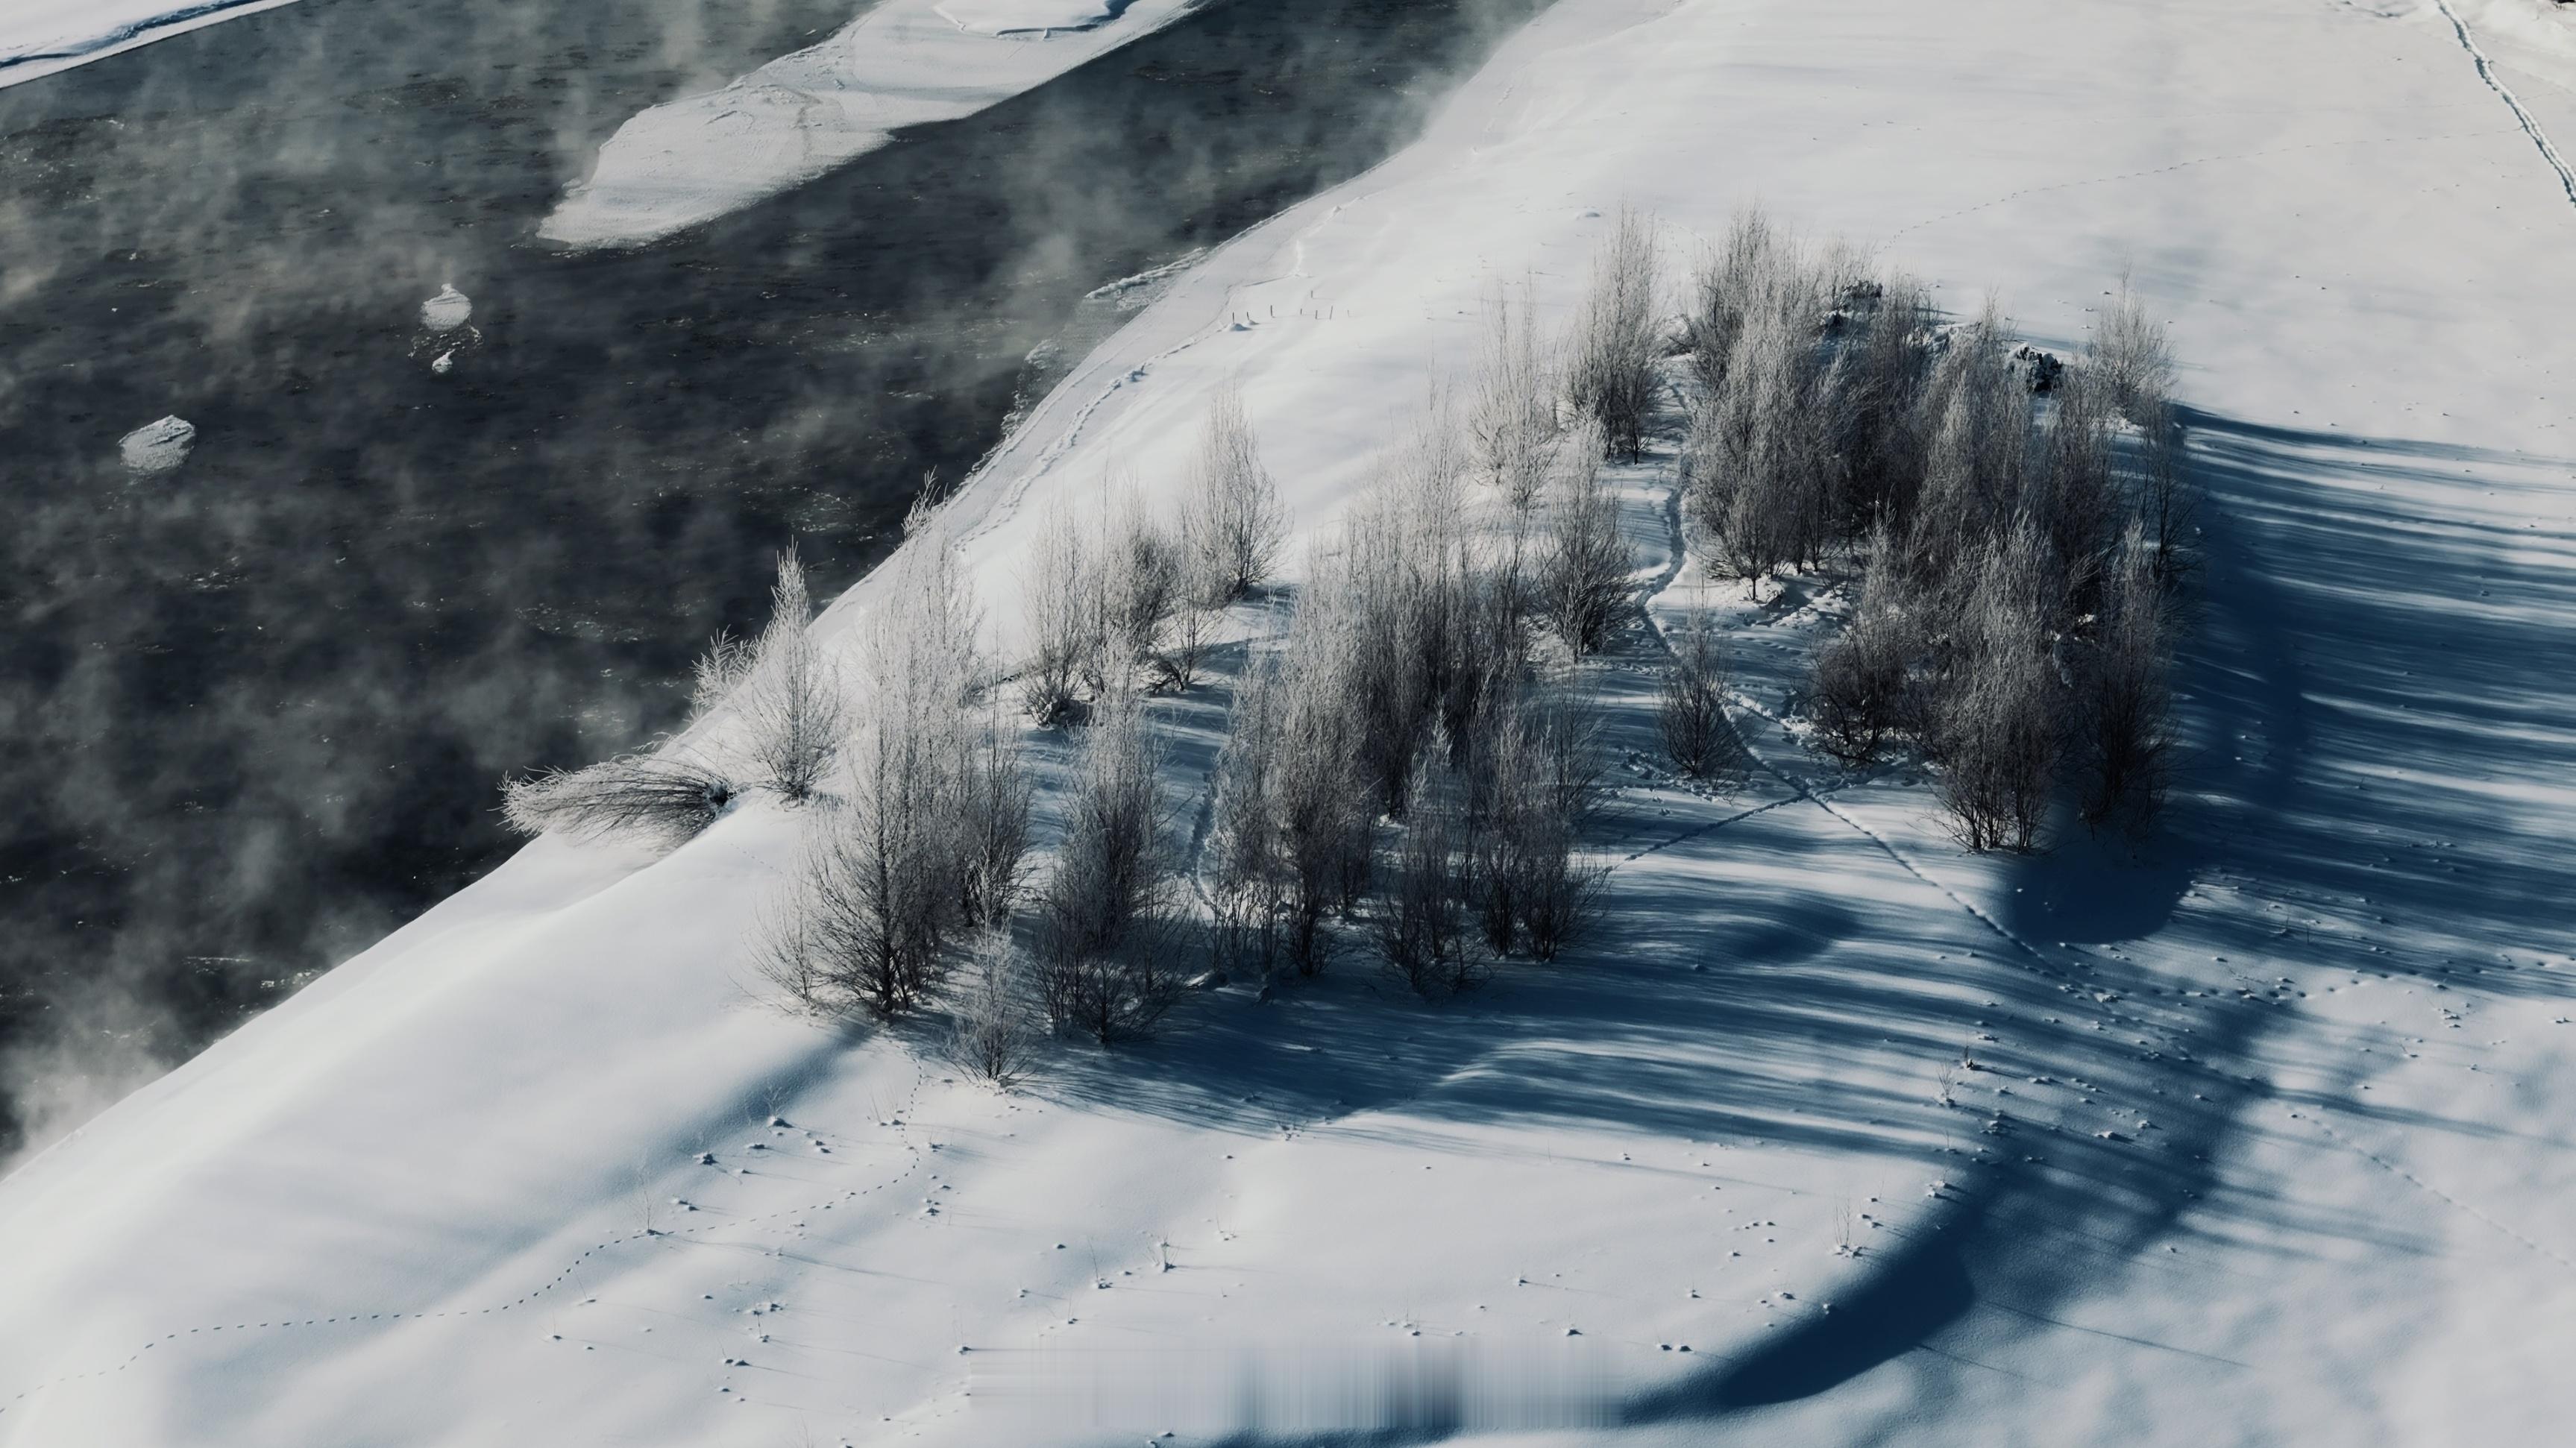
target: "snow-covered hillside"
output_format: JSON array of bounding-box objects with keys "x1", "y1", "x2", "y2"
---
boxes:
[{"x1": 4, "y1": 0, "x2": 2574, "y2": 1444}]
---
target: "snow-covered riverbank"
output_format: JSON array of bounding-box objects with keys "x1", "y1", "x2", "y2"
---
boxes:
[
  {"x1": 3, "y1": 0, "x2": 2572, "y2": 1444},
  {"x1": 539, "y1": 0, "x2": 1203, "y2": 248},
  {"x1": 0, "y1": 0, "x2": 299, "y2": 87}
]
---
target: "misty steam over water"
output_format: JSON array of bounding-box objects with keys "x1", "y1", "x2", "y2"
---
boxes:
[{"x1": 0, "y1": 0, "x2": 1544, "y2": 1160}]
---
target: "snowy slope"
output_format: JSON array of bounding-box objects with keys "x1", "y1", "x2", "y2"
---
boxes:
[
  {"x1": 0, "y1": 0, "x2": 298, "y2": 88},
  {"x1": 6, "y1": 0, "x2": 2576, "y2": 1444}
]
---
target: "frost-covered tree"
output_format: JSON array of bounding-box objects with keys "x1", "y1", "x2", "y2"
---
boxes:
[
  {"x1": 1565, "y1": 207, "x2": 1662, "y2": 461},
  {"x1": 1474, "y1": 693, "x2": 1609, "y2": 960},
  {"x1": 1180, "y1": 384, "x2": 1288, "y2": 603},
  {"x1": 1932, "y1": 527, "x2": 2062, "y2": 853},
  {"x1": 1020, "y1": 502, "x2": 1099, "y2": 727},
  {"x1": 946, "y1": 932, "x2": 1036, "y2": 1089},
  {"x1": 1034, "y1": 690, "x2": 1187, "y2": 1042},
  {"x1": 1470, "y1": 280, "x2": 1563, "y2": 512},
  {"x1": 765, "y1": 535, "x2": 1008, "y2": 1017},
  {"x1": 740, "y1": 550, "x2": 848, "y2": 802},
  {"x1": 1809, "y1": 526, "x2": 1918, "y2": 766},
  {"x1": 1374, "y1": 745, "x2": 1483, "y2": 997},
  {"x1": 1540, "y1": 431, "x2": 1632, "y2": 655}
]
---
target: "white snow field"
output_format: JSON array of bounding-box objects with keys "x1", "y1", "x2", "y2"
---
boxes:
[
  {"x1": 6, "y1": 0, "x2": 2576, "y2": 1444},
  {"x1": 537, "y1": 0, "x2": 1201, "y2": 250},
  {"x1": 0, "y1": 0, "x2": 299, "y2": 88}
]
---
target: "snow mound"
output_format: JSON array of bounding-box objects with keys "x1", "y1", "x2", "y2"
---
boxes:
[{"x1": 117, "y1": 415, "x2": 195, "y2": 473}]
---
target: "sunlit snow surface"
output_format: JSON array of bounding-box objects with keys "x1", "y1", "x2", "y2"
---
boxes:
[{"x1": 6, "y1": 0, "x2": 2576, "y2": 1445}]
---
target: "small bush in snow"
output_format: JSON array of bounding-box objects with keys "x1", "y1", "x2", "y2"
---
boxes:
[
  {"x1": 1565, "y1": 206, "x2": 1662, "y2": 462},
  {"x1": 500, "y1": 753, "x2": 735, "y2": 849},
  {"x1": 1657, "y1": 608, "x2": 1738, "y2": 781},
  {"x1": 1034, "y1": 690, "x2": 1188, "y2": 1042},
  {"x1": 1179, "y1": 384, "x2": 1288, "y2": 604},
  {"x1": 2085, "y1": 280, "x2": 2175, "y2": 426}
]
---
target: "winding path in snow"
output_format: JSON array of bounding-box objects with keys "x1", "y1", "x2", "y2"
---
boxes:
[{"x1": 2430, "y1": 0, "x2": 2576, "y2": 208}]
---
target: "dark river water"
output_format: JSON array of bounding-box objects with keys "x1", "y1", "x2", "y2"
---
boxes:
[{"x1": 0, "y1": 0, "x2": 1543, "y2": 1156}]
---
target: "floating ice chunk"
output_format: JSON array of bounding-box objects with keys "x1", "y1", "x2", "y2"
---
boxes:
[
  {"x1": 421, "y1": 285, "x2": 471, "y2": 333},
  {"x1": 119, "y1": 415, "x2": 194, "y2": 473},
  {"x1": 430, "y1": 350, "x2": 455, "y2": 376}
]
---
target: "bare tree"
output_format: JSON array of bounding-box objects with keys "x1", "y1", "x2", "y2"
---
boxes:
[
  {"x1": 1808, "y1": 526, "x2": 1917, "y2": 765},
  {"x1": 501, "y1": 753, "x2": 736, "y2": 849},
  {"x1": 1374, "y1": 745, "x2": 1484, "y2": 997},
  {"x1": 953, "y1": 706, "x2": 1033, "y2": 928},
  {"x1": 2130, "y1": 400, "x2": 2197, "y2": 594},
  {"x1": 1540, "y1": 430, "x2": 1633, "y2": 654},
  {"x1": 1180, "y1": 383, "x2": 1289, "y2": 603},
  {"x1": 1020, "y1": 502, "x2": 1099, "y2": 727},
  {"x1": 767, "y1": 538, "x2": 987, "y2": 1017},
  {"x1": 1658, "y1": 605, "x2": 1738, "y2": 781},
  {"x1": 1932, "y1": 528, "x2": 2062, "y2": 853},
  {"x1": 1683, "y1": 208, "x2": 1791, "y2": 396},
  {"x1": 1836, "y1": 274, "x2": 1933, "y2": 530},
  {"x1": 1903, "y1": 305, "x2": 2033, "y2": 599},
  {"x1": 740, "y1": 550, "x2": 848, "y2": 802},
  {"x1": 1685, "y1": 307, "x2": 1841, "y2": 595},
  {"x1": 1565, "y1": 206, "x2": 1662, "y2": 462},
  {"x1": 1096, "y1": 490, "x2": 1184, "y2": 691},
  {"x1": 946, "y1": 933, "x2": 1036, "y2": 1089},
  {"x1": 1272, "y1": 600, "x2": 1383, "y2": 972},
  {"x1": 1034, "y1": 690, "x2": 1187, "y2": 1042},
  {"x1": 2080, "y1": 525, "x2": 2176, "y2": 834},
  {"x1": 1474, "y1": 693, "x2": 1609, "y2": 960},
  {"x1": 1204, "y1": 652, "x2": 1292, "y2": 977},
  {"x1": 1470, "y1": 280, "x2": 1563, "y2": 511}
]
